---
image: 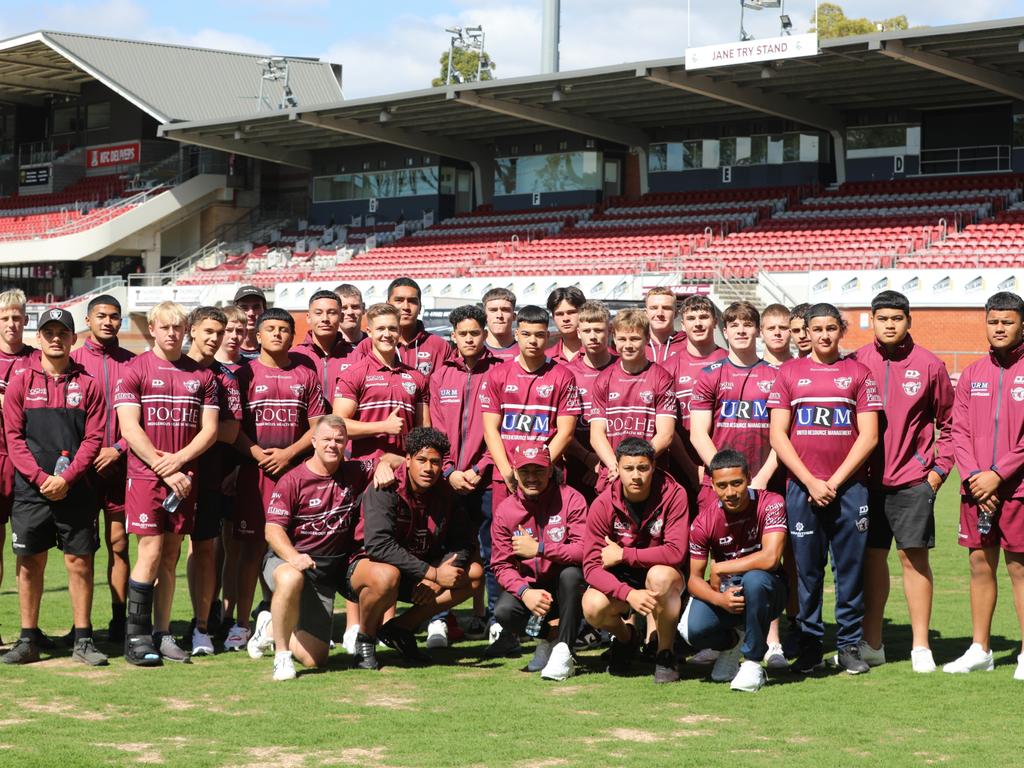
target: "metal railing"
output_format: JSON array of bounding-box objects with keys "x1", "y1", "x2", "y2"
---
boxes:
[{"x1": 919, "y1": 145, "x2": 1011, "y2": 176}]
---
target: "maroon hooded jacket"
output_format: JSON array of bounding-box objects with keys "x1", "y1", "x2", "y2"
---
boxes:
[
  {"x1": 952, "y1": 342, "x2": 1024, "y2": 499},
  {"x1": 491, "y1": 482, "x2": 586, "y2": 598},
  {"x1": 291, "y1": 330, "x2": 364, "y2": 396},
  {"x1": 584, "y1": 470, "x2": 689, "y2": 602},
  {"x1": 852, "y1": 335, "x2": 954, "y2": 488},
  {"x1": 356, "y1": 321, "x2": 453, "y2": 378},
  {"x1": 3, "y1": 353, "x2": 104, "y2": 503},
  {"x1": 429, "y1": 349, "x2": 501, "y2": 475}
]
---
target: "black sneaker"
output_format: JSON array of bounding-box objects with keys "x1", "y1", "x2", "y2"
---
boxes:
[
  {"x1": 640, "y1": 632, "x2": 660, "y2": 664},
  {"x1": 482, "y1": 629, "x2": 522, "y2": 658},
  {"x1": 574, "y1": 623, "x2": 606, "y2": 651},
  {"x1": 653, "y1": 649, "x2": 679, "y2": 684},
  {"x1": 60, "y1": 627, "x2": 75, "y2": 647},
  {"x1": 35, "y1": 632, "x2": 56, "y2": 651},
  {"x1": 353, "y1": 633, "x2": 380, "y2": 670},
  {"x1": 106, "y1": 617, "x2": 126, "y2": 644},
  {"x1": 250, "y1": 599, "x2": 271, "y2": 625},
  {"x1": 124, "y1": 635, "x2": 162, "y2": 667},
  {"x1": 790, "y1": 643, "x2": 824, "y2": 674},
  {"x1": 608, "y1": 626, "x2": 638, "y2": 676},
  {"x1": 378, "y1": 621, "x2": 431, "y2": 664},
  {"x1": 463, "y1": 615, "x2": 488, "y2": 641},
  {"x1": 1, "y1": 638, "x2": 39, "y2": 665},
  {"x1": 836, "y1": 645, "x2": 870, "y2": 675},
  {"x1": 72, "y1": 637, "x2": 109, "y2": 667},
  {"x1": 781, "y1": 618, "x2": 801, "y2": 660}
]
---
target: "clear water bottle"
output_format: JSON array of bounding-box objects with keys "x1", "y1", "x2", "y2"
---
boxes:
[
  {"x1": 53, "y1": 450, "x2": 71, "y2": 475},
  {"x1": 162, "y1": 471, "x2": 193, "y2": 513},
  {"x1": 978, "y1": 510, "x2": 993, "y2": 536},
  {"x1": 525, "y1": 613, "x2": 545, "y2": 638}
]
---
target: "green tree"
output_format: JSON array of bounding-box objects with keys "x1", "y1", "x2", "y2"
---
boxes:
[
  {"x1": 431, "y1": 48, "x2": 495, "y2": 87},
  {"x1": 811, "y1": 2, "x2": 908, "y2": 39}
]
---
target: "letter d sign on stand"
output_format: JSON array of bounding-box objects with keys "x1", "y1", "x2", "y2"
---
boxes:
[{"x1": 893, "y1": 155, "x2": 905, "y2": 175}]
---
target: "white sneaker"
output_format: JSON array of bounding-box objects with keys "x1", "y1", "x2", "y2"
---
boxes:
[
  {"x1": 342, "y1": 624, "x2": 359, "y2": 655},
  {"x1": 711, "y1": 632, "x2": 745, "y2": 683},
  {"x1": 191, "y1": 628, "x2": 214, "y2": 657},
  {"x1": 272, "y1": 653, "x2": 296, "y2": 681},
  {"x1": 690, "y1": 647, "x2": 720, "y2": 665},
  {"x1": 426, "y1": 619, "x2": 449, "y2": 649},
  {"x1": 1014, "y1": 653, "x2": 1024, "y2": 681},
  {"x1": 731, "y1": 660, "x2": 767, "y2": 692},
  {"x1": 943, "y1": 643, "x2": 994, "y2": 673},
  {"x1": 540, "y1": 642, "x2": 575, "y2": 681},
  {"x1": 247, "y1": 611, "x2": 274, "y2": 659},
  {"x1": 527, "y1": 639, "x2": 553, "y2": 673},
  {"x1": 488, "y1": 622, "x2": 503, "y2": 644},
  {"x1": 763, "y1": 642, "x2": 788, "y2": 670},
  {"x1": 911, "y1": 646, "x2": 936, "y2": 673},
  {"x1": 223, "y1": 624, "x2": 251, "y2": 652}
]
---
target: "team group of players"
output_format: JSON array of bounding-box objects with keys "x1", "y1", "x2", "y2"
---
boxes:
[{"x1": 1, "y1": 276, "x2": 1023, "y2": 692}]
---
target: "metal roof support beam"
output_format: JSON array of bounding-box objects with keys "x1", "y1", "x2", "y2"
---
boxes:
[
  {"x1": 874, "y1": 39, "x2": 1024, "y2": 101},
  {"x1": 0, "y1": 73, "x2": 79, "y2": 96},
  {"x1": 642, "y1": 66, "x2": 844, "y2": 133},
  {"x1": 449, "y1": 91, "x2": 648, "y2": 148},
  {"x1": 160, "y1": 128, "x2": 311, "y2": 169}
]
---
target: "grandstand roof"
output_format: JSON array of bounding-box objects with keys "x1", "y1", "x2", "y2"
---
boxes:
[
  {"x1": 158, "y1": 16, "x2": 1024, "y2": 170},
  {"x1": 0, "y1": 31, "x2": 343, "y2": 123}
]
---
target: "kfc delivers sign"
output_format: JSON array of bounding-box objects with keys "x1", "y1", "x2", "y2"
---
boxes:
[{"x1": 87, "y1": 142, "x2": 140, "y2": 169}]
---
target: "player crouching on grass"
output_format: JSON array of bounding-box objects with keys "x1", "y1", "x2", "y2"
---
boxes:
[
  {"x1": 945, "y1": 291, "x2": 1024, "y2": 678},
  {"x1": 1, "y1": 309, "x2": 105, "y2": 666},
  {"x1": 252, "y1": 416, "x2": 401, "y2": 680},
  {"x1": 346, "y1": 427, "x2": 483, "y2": 670},
  {"x1": 486, "y1": 444, "x2": 587, "y2": 680},
  {"x1": 678, "y1": 450, "x2": 788, "y2": 692},
  {"x1": 582, "y1": 438, "x2": 688, "y2": 683}
]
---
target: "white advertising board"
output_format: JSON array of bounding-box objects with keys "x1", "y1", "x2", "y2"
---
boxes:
[{"x1": 686, "y1": 33, "x2": 818, "y2": 70}]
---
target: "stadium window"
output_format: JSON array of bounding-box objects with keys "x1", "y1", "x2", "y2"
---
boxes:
[
  {"x1": 510, "y1": 144, "x2": 519, "y2": 154},
  {"x1": 312, "y1": 165, "x2": 440, "y2": 202},
  {"x1": 378, "y1": 159, "x2": 387, "y2": 170},
  {"x1": 767, "y1": 135, "x2": 785, "y2": 164},
  {"x1": 362, "y1": 161, "x2": 371, "y2": 170},
  {"x1": 846, "y1": 124, "x2": 920, "y2": 158},
  {"x1": 440, "y1": 167, "x2": 456, "y2": 195},
  {"x1": 648, "y1": 143, "x2": 668, "y2": 172},
  {"x1": 585, "y1": 139, "x2": 596, "y2": 149},
  {"x1": 405, "y1": 157, "x2": 415, "y2": 167},
  {"x1": 558, "y1": 140, "x2": 568, "y2": 151},
  {"x1": 799, "y1": 134, "x2": 822, "y2": 163},
  {"x1": 701, "y1": 139, "x2": 720, "y2": 169},
  {"x1": 533, "y1": 143, "x2": 543, "y2": 153},
  {"x1": 750, "y1": 135, "x2": 768, "y2": 165},
  {"x1": 86, "y1": 102, "x2": 110, "y2": 130},
  {"x1": 53, "y1": 106, "x2": 77, "y2": 135},
  {"x1": 494, "y1": 151, "x2": 602, "y2": 195},
  {"x1": 423, "y1": 156, "x2": 432, "y2": 165}
]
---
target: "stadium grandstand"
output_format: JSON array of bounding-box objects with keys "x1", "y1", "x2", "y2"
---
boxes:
[{"x1": 1, "y1": 19, "x2": 1023, "y2": 370}]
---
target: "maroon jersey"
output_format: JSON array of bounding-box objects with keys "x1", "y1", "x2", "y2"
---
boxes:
[
  {"x1": 689, "y1": 488, "x2": 786, "y2": 563},
  {"x1": 355, "y1": 321, "x2": 452, "y2": 378},
  {"x1": 548, "y1": 340, "x2": 582, "y2": 367},
  {"x1": 589, "y1": 361, "x2": 677, "y2": 451},
  {"x1": 768, "y1": 356, "x2": 883, "y2": 482},
  {"x1": 690, "y1": 358, "x2": 778, "y2": 476},
  {"x1": 566, "y1": 353, "x2": 618, "y2": 448},
  {"x1": 334, "y1": 354, "x2": 428, "y2": 460},
  {"x1": 291, "y1": 331, "x2": 364, "y2": 396},
  {"x1": 71, "y1": 338, "x2": 135, "y2": 451},
  {"x1": 485, "y1": 341, "x2": 519, "y2": 362},
  {"x1": 237, "y1": 358, "x2": 325, "y2": 450},
  {"x1": 669, "y1": 345, "x2": 728, "y2": 430},
  {"x1": 265, "y1": 459, "x2": 375, "y2": 557},
  {"x1": 197, "y1": 361, "x2": 243, "y2": 493},
  {"x1": 645, "y1": 331, "x2": 686, "y2": 364},
  {"x1": 113, "y1": 351, "x2": 219, "y2": 480},
  {"x1": 479, "y1": 358, "x2": 580, "y2": 450},
  {"x1": 0, "y1": 345, "x2": 34, "y2": 456}
]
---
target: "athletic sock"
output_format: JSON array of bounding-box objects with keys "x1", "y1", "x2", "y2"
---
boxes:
[
  {"x1": 126, "y1": 579, "x2": 155, "y2": 639},
  {"x1": 73, "y1": 626, "x2": 93, "y2": 642},
  {"x1": 20, "y1": 627, "x2": 41, "y2": 642},
  {"x1": 111, "y1": 602, "x2": 126, "y2": 624},
  {"x1": 275, "y1": 650, "x2": 293, "y2": 663}
]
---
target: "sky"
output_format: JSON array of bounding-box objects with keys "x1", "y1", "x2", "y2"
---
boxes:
[{"x1": 1, "y1": 0, "x2": 1021, "y2": 98}]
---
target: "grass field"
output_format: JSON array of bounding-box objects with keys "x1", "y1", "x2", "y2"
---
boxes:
[{"x1": 2, "y1": 473, "x2": 1023, "y2": 768}]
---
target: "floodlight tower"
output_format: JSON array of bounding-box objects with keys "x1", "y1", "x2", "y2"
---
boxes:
[
  {"x1": 444, "y1": 24, "x2": 488, "y2": 84},
  {"x1": 739, "y1": 0, "x2": 782, "y2": 42},
  {"x1": 257, "y1": 57, "x2": 297, "y2": 111}
]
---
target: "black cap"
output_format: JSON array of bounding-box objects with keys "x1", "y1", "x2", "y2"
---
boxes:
[
  {"x1": 39, "y1": 307, "x2": 75, "y2": 333},
  {"x1": 233, "y1": 285, "x2": 266, "y2": 304}
]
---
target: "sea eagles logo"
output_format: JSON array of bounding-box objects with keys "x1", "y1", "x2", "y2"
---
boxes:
[
  {"x1": 402, "y1": 382, "x2": 417, "y2": 396},
  {"x1": 903, "y1": 381, "x2": 921, "y2": 396},
  {"x1": 1012, "y1": 387, "x2": 1024, "y2": 403},
  {"x1": 184, "y1": 379, "x2": 200, "y2": 393},
  {"x1": 758, "y1": 380, "x2": 773, "y2": 393},
  {"x1": 417, "y1": 363, "x2": 431, "y2": 375},
  {"x1": 547, "y1": 526, "x2": 565, "y2": 543},
  {"x1": 67, "y1": 392, "x2": 81, "y2": 407},
  {"x1": 855, "y1": 517, "x2": 869, "y2": 533},
  {"x1": 290, "y1": 384, "x2": 305, "y2": 397},
  {"x1": 639, "y1": 390, "x2": 654, "y2": 404},
  {"x1": 523, "y1": 447, "x2": 541, "y2": 460},
  {"x1": 905, "y1": 369, "x2": 921, "y2": 379},
  {"x1": 48, "y1": 309, "x2": 63, "y2": 322},
  {"x1": 834, "y1": 377, "x2": 852, "y2": 390},
  {"x1": 648, "y1": 518, "x2": 663, "y2": 536},
  {"x1": 536, "y1": 384, "x2": 554, "y2": 397}
]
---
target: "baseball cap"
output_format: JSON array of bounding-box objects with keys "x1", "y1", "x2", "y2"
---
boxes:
[
  {"x1": 38, "y1": 307, "x2": 75, "y2": 333},
  {"x1": 233, "y1": 285, "x2": 266, "y2": 304},
  {"x1": 511, "y1": 444, "x2": 551, "y2": 469}
]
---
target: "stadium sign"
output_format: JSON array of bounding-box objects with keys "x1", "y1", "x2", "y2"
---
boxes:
[
  {"x1": 686, "y1": 33, "x2": 818, "y2": 71},
  {"x1": 86, "y1": 141, "x2": 141, "y2": 169}
]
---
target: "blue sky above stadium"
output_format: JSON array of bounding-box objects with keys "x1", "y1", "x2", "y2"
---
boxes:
[{"x1": 1, "y1": 0, "x2": 1020, "y2": 99}]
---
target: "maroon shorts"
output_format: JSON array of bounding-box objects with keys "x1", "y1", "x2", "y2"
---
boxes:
[
  {"x1": 126, "y1": 475, "x2": 196, "y2": 536},
  {"x1": 234, "y1": 464, "x2": 277, "y2": 540},
  {"x1": 958, "y1": 496, "x2": 1024, "y2": 553},
  {"x1": 97, "y1": 464, "x2": 127, "y2": 521},
  {"x1": 0, "y1": 453, "x2": 13, "y2": 525}
]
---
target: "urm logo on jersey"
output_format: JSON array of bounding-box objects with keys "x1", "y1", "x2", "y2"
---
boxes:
[
  {"x1": 795, "y1": 405, "x2": 852, "y2": 427},
  {"x1": 501, "y1": 412, "x2": 550, "y2": 435},
  {"x1": 719, "y1": 399, "x2": 769, "y2": 422}
]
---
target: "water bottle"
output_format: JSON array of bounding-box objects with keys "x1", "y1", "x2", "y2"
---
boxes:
[
  {"x1": 162, "y1": 471, "x2": 193, "y2": 513},
  {"x1": 978, "y1": 510, "x2": 993, "y2": 536},
  {"x1": 719, "y1": 574, "x2": 744, "y2": 593},
  {"x1": 525, "y1": 613, "x2": 545, "y2": 638},
  {"x1": 53, "y1": 451, "x2": 71, "y2": 475}
]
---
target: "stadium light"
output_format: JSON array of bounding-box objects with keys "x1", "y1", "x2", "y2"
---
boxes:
[
  {"x1": 739, "y1": 0, "x2": 789, "y2": 42},
  {"x1": 444, "y1": 23, "x2": 488, "y2": 85}
]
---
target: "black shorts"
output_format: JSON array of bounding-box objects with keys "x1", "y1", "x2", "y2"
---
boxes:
[
  {"x1": 346, "y1": 552, "x2": 468, "y2": 603},
  {"x1": 192, "y1": 491, "x2": 223, "y2": 542},
  {"x1": 263, "y1": 552, "x2": 346, "y2": 644},
  {"x1": 868, "y1": 481, "x2": 936, "y2": 550},
  {"x1": 10, "y1": 499, "x2": 99, "y2": 557}
]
